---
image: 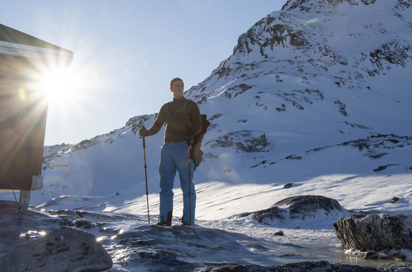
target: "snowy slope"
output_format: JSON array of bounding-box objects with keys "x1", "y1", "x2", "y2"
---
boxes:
[{"x1": 17, "y1": 0, "x2": 411, "y2": 208}]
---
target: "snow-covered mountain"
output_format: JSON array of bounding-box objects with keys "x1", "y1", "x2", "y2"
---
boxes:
[
  {"x1": 2, "y1": 0, "x2": 412, "y2": 270},
  {"x1": 27, "y1": 0, "x2": 412, "y2": 208}
]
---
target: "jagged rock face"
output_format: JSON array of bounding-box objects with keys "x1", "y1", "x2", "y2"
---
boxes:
[
  {"x1": 174, "y1": 0, "x2": 412, "y2": 192},
  {"x1": 206, "y1": 131, "x2": 269, "y2": 153},
  {"x1": 128, "y1": 114, "x2": 155, "y2": 134},
  {"x1": 183, "y1": 0, "x2": 412, "y2": 149},
  {"x1": 333, "y1": 213, "x2": 412, "y2": 251},
  {"x1": 186, "y1": 0, "x2": 412, "y2": 87},
  {"x1": 281, "y1": 0, "x2": 373, "y2": 12}
]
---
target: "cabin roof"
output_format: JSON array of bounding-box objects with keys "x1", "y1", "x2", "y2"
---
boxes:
[{"x1": 0, "y1": 24, "x2": 72, "y2": 53}]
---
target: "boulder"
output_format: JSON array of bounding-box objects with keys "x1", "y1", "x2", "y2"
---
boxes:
[
  {"x1": 275, "y1": 195, "x2": 343, "y2": 216},
  {"x1": 333, "y1": 213, "x2": 412, "y2": 251},
  {"x1": 0, "y1": 226, "x2": 112, "y2": 272},
  {"x1": 273, "y1": 231, "x2": 284, "y2": 236},
  {"x1": 75, "y1": 218, "x2": 94, "y2": 228},
  {"x1": 230, "y1": 195, "x2": 345, "y2": 223}
]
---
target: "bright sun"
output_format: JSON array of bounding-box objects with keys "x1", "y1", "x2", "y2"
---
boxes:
[
  {"x1": 40, "y1": 69, "x2": 76, "y2": 103},
  {"x1": 29, "y1": 58, "x2": 98, "y2": 134}
]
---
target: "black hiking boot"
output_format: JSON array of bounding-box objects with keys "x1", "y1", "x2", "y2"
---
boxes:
[
  {"x1": 179, "y1": 214, "x2": 192, "y2": 226},
  {"x1": 157, "y1": 211, "x2": 173, "y2": 226}
]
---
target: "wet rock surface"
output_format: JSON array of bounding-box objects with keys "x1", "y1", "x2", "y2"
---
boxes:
[
  {"x1": 1, "y1": 200, "x2": 411, "y2": 271},
  {"x1": 0, "y1": 226, "x2": 112, "y2": 272},
  {"x1": 333, "y1": 213, "x2": 412, "y2": 251},
  {"x1": 101, "y1": 223, "x2": 293, "y2": 271},
  {"x1": 0, "y1": 201, "x2": 60, "y2": 256},
  {"x1": 200, "y1": 261, "x2": 412, "y2": 272}
]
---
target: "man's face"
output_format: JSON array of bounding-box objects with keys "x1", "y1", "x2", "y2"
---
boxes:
[{"x1": 170, "y1": 80, "x2": 184, "y2": 99}]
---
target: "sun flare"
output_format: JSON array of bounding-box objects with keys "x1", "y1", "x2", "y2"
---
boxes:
[{"x1": 40, "y1": 69, "x2": 77, "y2": 103}]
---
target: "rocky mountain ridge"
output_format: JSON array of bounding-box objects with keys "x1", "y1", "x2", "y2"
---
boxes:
[{"x1": 34, "y1": 0, "x2": 412, "y2": 208}]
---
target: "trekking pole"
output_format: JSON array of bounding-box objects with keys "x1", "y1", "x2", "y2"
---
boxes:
[
  {"x1": 187, "y1": 143, "x2": 192, "y2": 225},
  {"x1": 142, "y1": 136, "x2": 150, "y2": 224}
]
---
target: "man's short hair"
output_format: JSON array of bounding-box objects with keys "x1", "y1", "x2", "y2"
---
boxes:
[{"x1": 170, "y1": 77, "x2": 183, "y2": 88}]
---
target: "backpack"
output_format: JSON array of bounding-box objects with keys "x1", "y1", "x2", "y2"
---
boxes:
[
  {"x1": 191, "y1": 114, "x2": 210, "y2": 170},
  {"x1": 166, "y1": 101, "x2": 210, "y2": 170}
]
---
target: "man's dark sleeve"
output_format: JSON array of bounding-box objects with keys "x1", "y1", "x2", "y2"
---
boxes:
[
  {"x1": 146, "y1": 104, "x2": 167, "y2": 136},
  {"x1": 191, "y1": 102, "x2": 202, "y2": 136}
]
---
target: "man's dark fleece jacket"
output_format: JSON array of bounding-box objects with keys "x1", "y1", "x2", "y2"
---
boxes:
[{"x1": 145, "y1": 97, "x2": 202, "y2": 142}]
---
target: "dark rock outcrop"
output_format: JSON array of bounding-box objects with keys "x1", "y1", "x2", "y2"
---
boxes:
[
  {"x1": 333, "y1": 213, "x2": 412, "y2": 251},
  {"x1": 209, "y1": 130, "x2": 269, "y2": 153},
  {"x1": 275, "y1": 195, "x2": 343, "y2": 215},
  {"x1": 75, "y1": 218, "x2": 94, "y2": 228},
  {"x1": 230, "y1": 195, "x2": 345, "y2": 223},
  {"x1": 0, "y1": 226, "x2": 113, "y2": 272}
]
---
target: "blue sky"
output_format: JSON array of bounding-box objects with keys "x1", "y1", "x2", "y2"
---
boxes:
[{"x1": 1, "y1": 0, "x2": 286, "y2": 145}]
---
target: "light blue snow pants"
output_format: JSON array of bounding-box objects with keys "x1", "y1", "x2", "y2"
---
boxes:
[{"x1": 159, "y1": 141, "x2": 196, "y2": 225}]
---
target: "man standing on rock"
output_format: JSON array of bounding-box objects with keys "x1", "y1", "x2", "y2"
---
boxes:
[{"x1": 139, "y1": 78, "x2": 202, "y2": 226}]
